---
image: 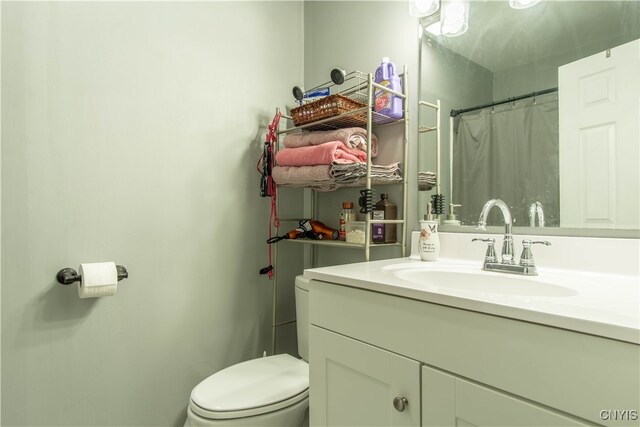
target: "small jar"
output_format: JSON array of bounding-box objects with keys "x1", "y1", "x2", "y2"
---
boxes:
[
  {"x1": 339, "y1": 202, "x2": 354, "y2": 241},
  {"x1": 345, "y1": 221, "x2": 366, "y2": 244}
]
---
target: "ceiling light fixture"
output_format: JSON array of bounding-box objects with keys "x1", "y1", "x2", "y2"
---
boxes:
[
  {"x1": 420, "y1": 0, "x2": 538, "y2": 38},
  {"x1": 421, "y1": 0, "x2": 468, "y2": 37},
  {"x1": 410, "y1": 0, "x2": 440, "y2": 18},
  {"x1": 440, "y1": 0, "x2": 469, "y2": 37},
  {"x1": 509, "y1": 0, "x2": 542, "y2": 9}
]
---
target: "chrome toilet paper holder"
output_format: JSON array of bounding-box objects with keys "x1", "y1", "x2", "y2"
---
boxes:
[{"x1": 56, "y1": 265, "x2": 129, "y2": 285}]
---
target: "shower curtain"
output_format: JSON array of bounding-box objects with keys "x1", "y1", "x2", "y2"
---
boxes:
[{"x1": 452, "y1": 92, "x2": 559, "y2": 227}]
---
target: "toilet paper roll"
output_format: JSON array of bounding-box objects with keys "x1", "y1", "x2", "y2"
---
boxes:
[{"x1": 78, "y1": 262, "x2": 118, "y2": 298}]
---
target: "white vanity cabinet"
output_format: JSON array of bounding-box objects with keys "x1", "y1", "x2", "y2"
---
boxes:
[
  {"x1": 308, "y1": 280, "x2": 640, "y2": 427},
  {"x1": 310, "y1": 326, "x2": 420, "y2": 426},
  {"x1": 422, "y1": 365, "x2": 587, "y2": 426}
]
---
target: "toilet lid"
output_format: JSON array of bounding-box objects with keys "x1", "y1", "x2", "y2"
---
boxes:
[{"x1": 190, "y1": 354, "x2": 308, "y2": 419}]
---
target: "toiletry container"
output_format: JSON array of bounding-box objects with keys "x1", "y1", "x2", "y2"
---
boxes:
[
  {"x1": 374, "y1": 57, "x2": 403, "y2": 120},
  {"x1": 372, "y1": 193, "x2": 397, "y2": 243},
  {"x1": 419, "y1": 219, "x2": 440, "y2": 261},
  {"x1": 184, "y1": 276, "x2": 311, "y2": 427},
  {"x1": 339, "y1": 202, "x2": 355, "y2": 241},
  {"x1": 443, "y1": 203, "x2": 462, "y2": 226},
  {"x1": 345, "y1": 221, "x2": 366, "y2": 244}
]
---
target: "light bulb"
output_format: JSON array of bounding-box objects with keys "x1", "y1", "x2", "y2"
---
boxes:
[
  {"x1": 410, "y1": 0, "x2": 440, "y2": 18},
  {"x1": 509, "y1": 0, "x2": 541, "y2": 9},
  {"x1": 441, "y1": 0, "x2": 468, "y2": 37}
]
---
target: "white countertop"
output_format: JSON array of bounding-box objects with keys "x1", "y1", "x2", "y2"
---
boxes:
[{"x1": 304, "y1": 255, "x2": 640, "y2": 344}]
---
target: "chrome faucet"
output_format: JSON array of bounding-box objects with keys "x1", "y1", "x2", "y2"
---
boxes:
[
  {"x1": 473, "y1": 199, "x2": 551, "y2": 275},
  {"x1": 529, "y1": 201, "x2": 545, "y2": 227},
  {"x1": 476, "y1": 199, "x2": 514, "y2": 264}
]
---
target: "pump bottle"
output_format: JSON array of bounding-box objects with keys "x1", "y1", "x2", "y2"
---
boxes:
[{"x1": 419, "y1": 202, "x2": 440, "y2": 261}]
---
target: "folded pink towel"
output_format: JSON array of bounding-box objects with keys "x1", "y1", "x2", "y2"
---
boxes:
[
  {"x1": 275, "y1": 141, "x2": 367, "y2": 166},
  {"x1": 282, "y1": 127, "x2": 378, "y2": 158},
  {"x1": 272, "y1": 165, "x2": 332, "y2": 186}
]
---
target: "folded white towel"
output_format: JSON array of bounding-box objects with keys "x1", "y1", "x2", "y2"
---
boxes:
[
  {"x1": 418, "y1": 171, "x2": 437, "y2": 191},
  {"x1": 331, "y1": 162, "x2": 403, "y2": 183}
]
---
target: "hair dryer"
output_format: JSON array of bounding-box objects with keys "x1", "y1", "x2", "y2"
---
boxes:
[
  {"x1": 267, "y1": 227, "x2": 306, "y2": 244},
  {"x1": 266, "y1": 220, "x2": 338, "y2": 244},
  {"x1": 309, "y1": 220, "x2": 339, "y2": 240}
]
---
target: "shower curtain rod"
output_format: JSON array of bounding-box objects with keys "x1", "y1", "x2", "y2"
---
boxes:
[{"x1": 450, "y1": 87, "x2": 558, "y2": 118}]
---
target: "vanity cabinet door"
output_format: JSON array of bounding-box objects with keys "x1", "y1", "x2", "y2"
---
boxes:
[
  {"x1": 310, "y1": 326, "x2": 421, "y2": 427},
  {"x1": 422, "y1": 366, "x2": 589, "y2": 427}
]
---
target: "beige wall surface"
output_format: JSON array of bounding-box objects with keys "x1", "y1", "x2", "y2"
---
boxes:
[{"x1": 1, "y1": 2, "x2": 302, "y2": 425}]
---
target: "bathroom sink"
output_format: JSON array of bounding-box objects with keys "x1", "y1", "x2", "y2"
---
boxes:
[
  {"x1": 306, "y1": 255, "x2": 639, "y2": 343},
  {"x1": 390, "y1": 268, "x2": 578, "y2": 297},
  {"x1": 304, "y1": 224, "x2": 640, "y2": 342}
]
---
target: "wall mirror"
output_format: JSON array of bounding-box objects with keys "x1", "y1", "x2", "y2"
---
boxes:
[{"x1": 418, "y1": 0, "x2": 639, "y2": 237}]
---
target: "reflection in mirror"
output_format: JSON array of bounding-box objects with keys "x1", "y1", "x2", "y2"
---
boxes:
[{"x1": 418, "y1": 0, "x2": 639, "y2": 235}]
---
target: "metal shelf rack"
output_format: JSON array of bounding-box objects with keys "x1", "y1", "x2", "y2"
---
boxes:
[
  {"x1": 274, "y1": 67, "x2": 409, "y2": 261},
  {"x1": 418, "y1": 99, "x2": 441, "y2": 218},
  {"x1": 267, "y1": 67, "x2": 409, "y2": 354}
]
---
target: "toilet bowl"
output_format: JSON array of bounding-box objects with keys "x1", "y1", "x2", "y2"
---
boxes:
[{"x1": 184, "y1": 276, "x2": 310, "y2": 427}]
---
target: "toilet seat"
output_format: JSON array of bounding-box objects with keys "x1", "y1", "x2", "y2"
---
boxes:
[{"x1": 189, "y1": 354, "x2": 309, "y2": 420}]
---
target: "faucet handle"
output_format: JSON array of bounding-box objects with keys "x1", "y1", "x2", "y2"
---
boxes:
[
  {"x1": 472, "y1": 237, "x2": 497, "y2": 263},
  {"x1": 520, "y1": 240, "x2": 551, "y2": 267},
  {"x1": 531, "y1": 240, "x2": 551, "y2": 246}
]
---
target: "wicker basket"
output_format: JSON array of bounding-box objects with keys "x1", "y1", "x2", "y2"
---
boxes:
[{"x1": 290, "y1": 94, "x2": 367, "y2": 127}]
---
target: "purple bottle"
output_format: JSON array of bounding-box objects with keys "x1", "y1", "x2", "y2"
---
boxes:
[{"x1": 374, "y1": 57, "x2": 403, "y2": 120}]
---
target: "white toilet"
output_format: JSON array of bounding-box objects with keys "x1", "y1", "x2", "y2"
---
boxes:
[{"x1": 184, "y1": 276, "x2": 310, "y2": 426}]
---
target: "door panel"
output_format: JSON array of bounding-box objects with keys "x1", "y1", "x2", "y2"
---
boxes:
[
  {"x1": 310, "y1": 326, "x2": 421, "y2": 426},
  {"x1": 559, "y1": 39, "x2": 640, "y2": 229},
  {"x1": 422, "y1": 365, "x2": 588, "y2": 427}
]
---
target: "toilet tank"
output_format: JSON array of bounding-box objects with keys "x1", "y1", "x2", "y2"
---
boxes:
[{"x1": 294, "y1": 275, "x2": 310, "y2": 362}]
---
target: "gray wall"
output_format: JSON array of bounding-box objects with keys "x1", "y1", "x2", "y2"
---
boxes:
[
  {"x1": 1, "y1": 2, "x2": 302, "y2": 425},
  {"x1": 302, "y1": 1, "x2": 420, "y2": 267},
  {"x1": 419, "y1": 40, "x2": 493, "y2": 219},
  {"x1": 493, "y1": 33, "x2": 640, "y2": 100}
]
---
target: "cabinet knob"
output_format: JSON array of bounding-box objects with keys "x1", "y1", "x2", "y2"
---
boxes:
[{"x1": 393, "y1": 396, "x2": 408, "y2": 412}]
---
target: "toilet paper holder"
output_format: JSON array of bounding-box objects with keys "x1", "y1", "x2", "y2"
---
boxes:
[{"x1": 56, "y1": 265, "x2": 129, "y2": 285}]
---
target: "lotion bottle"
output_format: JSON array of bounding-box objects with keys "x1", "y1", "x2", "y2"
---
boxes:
[
  {"x1": 419, "y1": 203, "x2": 440, "y2": 261},
  {"x1": 443, "y1": 203, "x2": 462, "y2": 226}
]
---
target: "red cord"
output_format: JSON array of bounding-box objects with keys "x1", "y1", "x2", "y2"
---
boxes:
[{"x1": 264, "y1": 112, "x2": 281, "y2": 279}]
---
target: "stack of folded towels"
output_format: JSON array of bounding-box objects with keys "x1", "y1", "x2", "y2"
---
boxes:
[
  {"x1": 272, "y1": 127, "x2": 403, "y2": 191},
  {"x1": 418, "y1": 171, "x2": 437, "y2": 191}
]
